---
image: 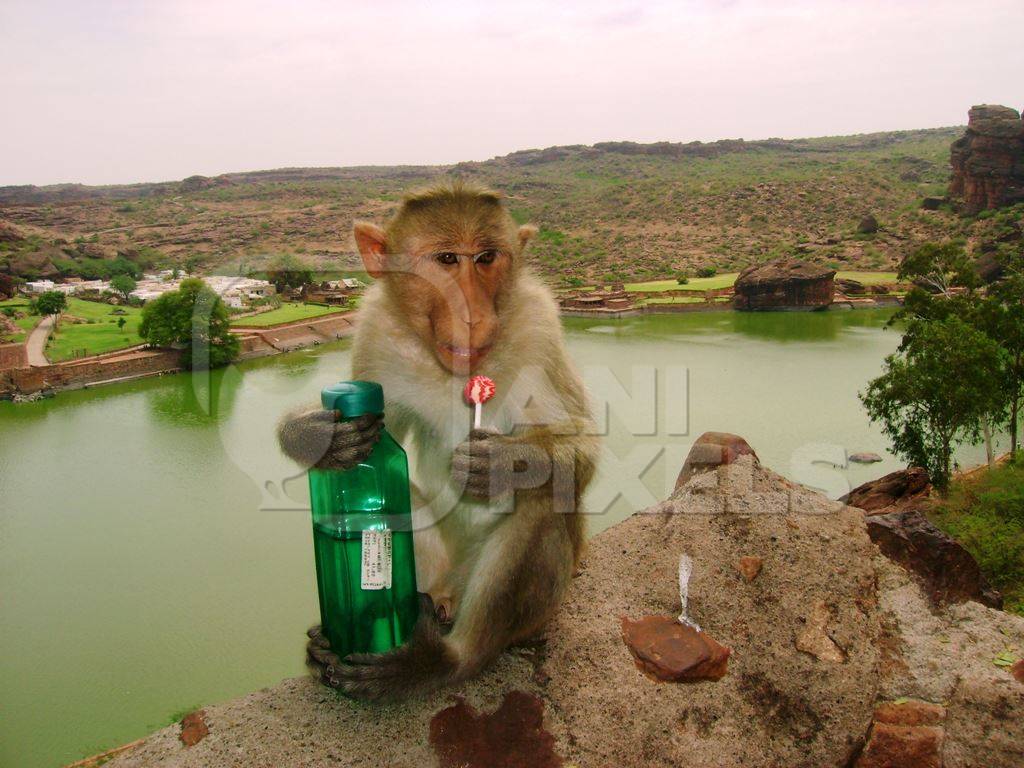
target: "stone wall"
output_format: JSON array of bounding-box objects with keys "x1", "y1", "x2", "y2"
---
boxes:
[
  {"x1": 233, "y1": 313, "x2": 355, "y2": 352},
  {"x1": 0, "y1": 342, "x2": 27, "y2": 371},
  {"x1": 4, "y1": 348, "x2": 181, "y2": 394}
]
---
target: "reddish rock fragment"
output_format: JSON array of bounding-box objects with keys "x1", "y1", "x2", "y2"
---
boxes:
[
  {"x1": 856, "y1": 722, "x2": 944, "y2": 768},
  {"x1": 178, "y1": 710, "x2": 209, "y2": 747},
  {"x1": 1011, "y1": 659, "x2": 1024, "y2": 685},
  {"x1": 873, "y1": 699, "x2": 945, "y2": 727},
  {"x1": 621, "y1": 615, "x2": 730, "y2": 682},
  {"x1": 429, "y1": 691, "x2": 562, "y2": 768},
  {"x1": 795, "y1": 601, "x2": 845, "y2": 663},
  {"x1": 736, "y1": 556, "x2": 763, "y2": 582}
]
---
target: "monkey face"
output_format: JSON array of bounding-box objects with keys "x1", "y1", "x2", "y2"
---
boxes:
[
  {"x1": 353, "y1": 184, "x2": 534, "y2": 376},
  {"x1": 391, "y1": 235, "x2": 510, "y2": 375}
]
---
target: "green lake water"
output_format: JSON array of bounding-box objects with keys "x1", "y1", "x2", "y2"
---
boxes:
[{"x1": 0, "y1": 309, "x2": 996, "y2": 767}]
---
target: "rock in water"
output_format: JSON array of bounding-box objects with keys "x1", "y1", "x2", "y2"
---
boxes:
[
  {"x1": 848, "y1": 452, "x2": 882, "y2": 464},
  {"x1": 866, "y1": 509, "x2": 1002, "y2": 608},
  {"x1": 620, "y1": 616, "x2": 730, "y2": 682},
  {"x1": 733, "y1": 258, "x2": 836, "y2": 311},
  {"x1": 949, "y1": 104, "x2": 1024, "y2": 214}
]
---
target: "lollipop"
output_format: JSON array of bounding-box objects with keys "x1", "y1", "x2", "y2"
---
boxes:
[{"x1": 463, "y1": 375, "x2": 496, "y2": 429}]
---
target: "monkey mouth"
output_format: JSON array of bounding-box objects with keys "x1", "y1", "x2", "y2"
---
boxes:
[{"x1": 437, "y1": 342, "x2": 492, "y2": 371}]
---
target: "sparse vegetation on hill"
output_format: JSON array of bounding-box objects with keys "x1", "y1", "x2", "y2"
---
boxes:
[{"x1": 0, "y1": 127, "x2": 973, "y2": 284}]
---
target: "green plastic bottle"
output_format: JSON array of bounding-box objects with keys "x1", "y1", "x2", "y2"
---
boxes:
[{"x1": 308, "y1": 381, "x2": 419, "y2": 658}]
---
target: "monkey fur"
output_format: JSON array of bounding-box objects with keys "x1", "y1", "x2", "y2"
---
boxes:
[{"x1": 278, "y1": 181, "x2": 599, "y2": 701}]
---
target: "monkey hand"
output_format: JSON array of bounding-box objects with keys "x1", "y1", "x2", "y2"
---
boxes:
[
  {"x1": 452, "y1": 428, "x2": 540, "y2": 502},
  {"x1": 277, "y1": 409, "x2": 382, "y2": 470},
  {"x1": 306, "y1": 594, "x2": 455, "y2": 701}
]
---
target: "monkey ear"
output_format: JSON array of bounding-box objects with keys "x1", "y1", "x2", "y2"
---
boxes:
[
  {"x1": 517, "y1": 224, "x2": 538, "y2": 250},
  {"x1": 353, "y1": 221, "x2": 388, "y2": 278}
]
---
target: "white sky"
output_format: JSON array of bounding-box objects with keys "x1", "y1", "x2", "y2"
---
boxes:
[{"x1": 1, "y1": 0, "x2": 1021, "y2": 186}]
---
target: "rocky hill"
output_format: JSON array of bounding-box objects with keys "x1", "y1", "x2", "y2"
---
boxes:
[
  {"x1": 98, "y1": 440, "x2": 1023, "y2": 768},
  {"x1": 0, "y1": 126, "x2": 969, "y2": 284}
]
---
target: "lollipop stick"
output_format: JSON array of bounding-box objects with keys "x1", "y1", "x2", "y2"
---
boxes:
[{"x1": 474, "y1": 402, "x2": 481, "y2": 429}]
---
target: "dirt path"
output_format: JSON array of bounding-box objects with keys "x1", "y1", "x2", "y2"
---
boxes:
[{"x1": 25, "y1": 314, "x2": 54, "y2": 366}]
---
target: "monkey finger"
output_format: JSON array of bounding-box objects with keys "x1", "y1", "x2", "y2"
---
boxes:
[
  {"x1": 332, "y1": 420, "x2": 382, "y2": 448},
  {"x1": 451, "y1": 452, "x2": 492, "y2": 476},
  {"x1": 307, "y1": 625, "x2": 331, "y2": 649},
  {"x1": 468, "y1": 428, "x2": 501, "y2": 441},
  {"x1": 307, "y1": 643, "x2": 343, "y2": 668}
]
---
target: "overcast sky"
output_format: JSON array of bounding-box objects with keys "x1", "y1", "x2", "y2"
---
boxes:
[{"x1": 2, "y1": 0, "x2": 1021, "y2": 186}]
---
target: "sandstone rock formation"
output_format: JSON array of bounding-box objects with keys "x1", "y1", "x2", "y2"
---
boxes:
[
  {"x1": 842, "y1": 467, "x2": 931, "y2": 514},
  {"x1": 733, "y1": 258, "x2": 836, "y2": 311},
  {"x1": 949, "y1": 104, "x2": 1024, "y2": 214},
  {"x1": 866, "y1": 509, "x2": 1003, "y2": 609},
  {"x1": 674, "y1": 431, "x2": 758, "y2": 489},
  {"x1": 102, "y1": 448, "x2": 1024, "y2": 768}
]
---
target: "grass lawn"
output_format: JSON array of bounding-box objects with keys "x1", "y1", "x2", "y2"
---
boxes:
[
  {"x1": 625, "y1": 273, "x2": 740, "y2": 293},
  {"x1": 836, "y1": 271, "x2": 899, "y2": 285},
  {"x1": 644, "y1": 296, "x2": 709, "y2": 305},
  {"x1": 625, "y1": 270, "x2": 898, "y2": 294},
  {"x1": 46, "y1": 298, "x2": 143, "y2": 362},
  {"x1": 1, "y1": 298, "x2": 37, "y2": 343},
  {"x1": 931, "y1": 460, "x2": 1024, "y2": 615},
  {"x1": 231, "y1": 302, "x2": 347, "y2": 327}
]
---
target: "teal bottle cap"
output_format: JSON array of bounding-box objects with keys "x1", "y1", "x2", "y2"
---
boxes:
[{"x1": 321, "y1": 380, "x2": 384, "y2": 417}]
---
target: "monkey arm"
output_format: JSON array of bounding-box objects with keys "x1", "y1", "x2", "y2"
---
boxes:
[{"x1": 277, "y1": 407, "x2": 383, "y2": 470}]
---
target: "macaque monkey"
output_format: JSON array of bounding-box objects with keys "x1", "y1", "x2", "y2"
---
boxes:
[{"x1": 278, "y1": 181, "x2": 599, "y2": 701}]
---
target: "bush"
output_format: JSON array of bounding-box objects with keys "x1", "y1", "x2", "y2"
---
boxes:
[
  {"x1": 933, "y1": 462, "x2": 1024, "y2": 614},
  {"x1": 696, "y1": 266, "x2": 717, "y2": 278},
  {"x1": 676, "y1": 274, "x2": 689, "y2": 285}
]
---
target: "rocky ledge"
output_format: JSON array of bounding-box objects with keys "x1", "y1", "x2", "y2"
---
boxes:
[
  {"x1": 103, "y1": 436, "x2": 1023, "y2": 768},
  {"x1": 733, "y1": 258, "x2": 836, "y2": 311}
]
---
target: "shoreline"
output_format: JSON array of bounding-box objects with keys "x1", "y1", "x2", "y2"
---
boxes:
[{"x1": 2, "y1": 297, "x2": 900, "y2": 399}]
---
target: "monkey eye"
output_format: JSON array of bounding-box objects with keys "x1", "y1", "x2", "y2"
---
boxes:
[
  {"x1": 473, "y1": 250, "x2": 498, "y2": 265},
  {"x1": 434, "y1": 252, "x2": 458, "y2": 266}
]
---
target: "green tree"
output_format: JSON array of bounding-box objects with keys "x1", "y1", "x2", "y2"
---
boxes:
[
  {"x1": 109, "y1": 274, "x2": 137, "y2": 300},
  {"x1": 898, "y1": 240, "x2": 978, "y2": 296},
  {"x1": 184, "y1": 255, "x2": 202, "y2": 276},
  {"x1": 861, "y1": 316, "x2": 1007, "y2": 492},
  {"x1": 265, "y1": 253, "x2": 313, "y2": 292},
  {"x1": 34, "y1": 291, "x2": 67, "y2": 315},
  {"x1": 139, "y1": 278, "x2": 239, "y2": 369},
  {"x1": 117, "y1": 316, "x2": 127, "y2": 332},
  {"x1": 978, "y1": 256, "x2": 1024, "y2": 454}
]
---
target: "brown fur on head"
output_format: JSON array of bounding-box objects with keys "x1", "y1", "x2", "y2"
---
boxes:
[{"x1": 353, "y1": 181, "x2": 536, "y2": 375}]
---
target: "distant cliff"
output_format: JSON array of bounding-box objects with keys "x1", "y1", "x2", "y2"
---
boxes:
[{"x1": 950, "y1": 104, "x2": 1024, "y2": 214}]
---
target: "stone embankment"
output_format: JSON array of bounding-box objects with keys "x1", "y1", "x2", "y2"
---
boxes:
[
  {"x1": 0, "y1": 311, "x2": 357, "y2": 397},
  {"x1": 95, "y1": 434, "x2": 1024, "y2": 768}
]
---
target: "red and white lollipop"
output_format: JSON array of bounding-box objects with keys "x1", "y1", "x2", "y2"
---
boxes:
[{"x1": 463, "y1": 375, "x2": 496, "y2": 429}]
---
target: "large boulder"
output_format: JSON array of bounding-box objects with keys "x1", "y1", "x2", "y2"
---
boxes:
[
  {"x1": 866, "y1": 509, "x2": 1003, "y2": 609},
  {"x1": 102, "y1": 447, "x2": 1024, "y2": 768},
  {"x1": 842, "y1": 467, "x2": 932, "y2": 514},
  {"x1": 674, "y1": 431, "x2": 758, "y2": 489},
  {"x1": 733, "y1": 258, "x2": 836, "y2": 311},
  {"x1": 949, "y1": 104, "x2": 1024, "y2": 214}
]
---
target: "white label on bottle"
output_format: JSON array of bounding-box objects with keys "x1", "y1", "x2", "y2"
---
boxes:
[{"x1": 361, "y1": 530, "x2": 392, "y2": 590}]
